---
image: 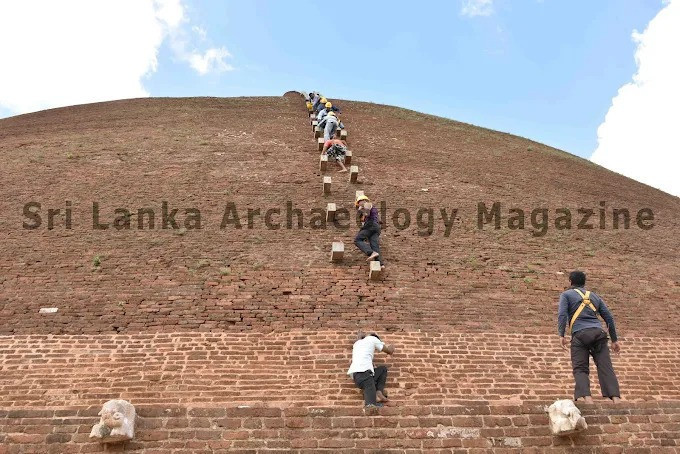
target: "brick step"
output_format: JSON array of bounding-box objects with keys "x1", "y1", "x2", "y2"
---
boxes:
[
  {"x1": 2, "y1": 401, "x2": 680, "y2": 453},
  {"x1": 2, "y1": 391, "x2": 677, "y2": 410},
  {"x1": 1, "y1": 377, "x2": 678, "y2": 402}
]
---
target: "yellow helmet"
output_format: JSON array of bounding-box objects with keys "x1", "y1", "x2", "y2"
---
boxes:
[
  {"x1": 328, "y1": 111, "x2": 336, "y2": 117},
  {"x1": 320, "y1": 97, "x2": 327, "y2": 103},
  {"x1": 355, "y1": 195, "x2": 369, "y2": 207},
  {"x1": 325, "y1": 102, "x2": 332, "y2": 108}
]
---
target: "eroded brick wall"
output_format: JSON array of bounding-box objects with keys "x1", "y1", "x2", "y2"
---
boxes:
[
  {"x1": 1, "y1": 331, "x2": 679, "y2": 408},
  {"x1": 2, "y1": 402, "x2": 680, "y2": 453}
]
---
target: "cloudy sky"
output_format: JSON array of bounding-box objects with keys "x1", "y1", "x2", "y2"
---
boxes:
[{"x1": 0, "y1": 0, "x2": 677, "y2": 196}]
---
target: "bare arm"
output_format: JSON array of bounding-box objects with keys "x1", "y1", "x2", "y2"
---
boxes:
[{"x1": 382, "y1": 343, "x2": 395, "y2": 355}]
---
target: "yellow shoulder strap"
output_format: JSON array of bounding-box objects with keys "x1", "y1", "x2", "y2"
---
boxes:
[{"x1": 568, "y1": 289, "x2": 598, "y2": 334}]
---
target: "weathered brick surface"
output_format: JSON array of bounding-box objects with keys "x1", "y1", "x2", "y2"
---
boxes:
[
  {"x1": 0, "y1": 97, "x2": 678, "y2": 336},
  {"x1": 1, "y1": 96, "x2": 679, "y2": 452},
  {"x1": 2, "y1": 402, "x2": 680, "y2": 453},
  {"x1": 0, "y1": 331, "x2": 679, "y2": 408}
]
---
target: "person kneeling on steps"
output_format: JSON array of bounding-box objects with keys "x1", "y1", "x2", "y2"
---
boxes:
[
  {"x1": 347, "y1": 331, "x2": 395, "y2": 408},
  {"x1": 354, "y1": 195, "x2": 384, "y2": 269}
]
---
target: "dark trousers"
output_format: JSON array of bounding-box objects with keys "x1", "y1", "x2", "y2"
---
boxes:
[
  {"x1": 353, "y1": 366, "x2": 388, "y2": 405},
  {"x1": 571, "y1": 327, "x2": 620, "y2": 400},
  {"x1": 354, "y1": 221, "x2": 382, "y2": 264}
]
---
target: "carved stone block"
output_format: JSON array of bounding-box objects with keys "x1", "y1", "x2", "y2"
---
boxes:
[
  {"x1": 331, "y1": 242, "x2": 344, "y2": 262},
  {"x1": 90, "y1": 399, "x2": 136, "y2": 443},
  {"x1": 369, "y1": 261, "x2": 382, "y2": 280},
  {"x1": 326, "y1": 203, "x2": 336, "y2": 222},
  {"x1": 547, "y1": 399, "x2": 587, "y2": 436},
  {"x1": 349, "y1": 166, "x2": 359, "y2": 183}
]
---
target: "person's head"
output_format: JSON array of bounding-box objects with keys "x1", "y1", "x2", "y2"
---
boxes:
[
  {"x1": 357, "y1": 331, "x2": 380, "y2": 341},
  {"x1": 320, "y1": 97, "x2": 327, "y2": 104},
  {"x1": 355, "y1": 195, "x2": 369, "y2": 208},
  {"x1": 328, "y1": 111, "x2": 336, "y2": 118},
  {"x1": 325, "y1": 101, "x2": 332, "y2": 109},
  {"x1": 309, "y1": 92, "x2": 314, "y2": 98},
  {"x1": 569, "y1": 271, "x2": 586, "y2": 287}
]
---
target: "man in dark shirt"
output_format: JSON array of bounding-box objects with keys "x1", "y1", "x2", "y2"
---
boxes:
[
  {"x1": 558, "y1": 271, "x2": 621, "y2": 403},
  {"x1": 354, "y1": 195, "x2": 384, "y2": 268}
]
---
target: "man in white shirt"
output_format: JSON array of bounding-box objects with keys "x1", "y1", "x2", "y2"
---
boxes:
[{"x1": 347, "y1": 332, "x2": 395, "y2": 408}]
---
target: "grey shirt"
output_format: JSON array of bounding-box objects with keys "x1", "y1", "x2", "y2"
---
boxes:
[
  {"x1": 557, "y1": 286, "x2": 618, "y2": 342},
  {"x1": 318, "y1": 115, "x2": 338, "y2": 129}
]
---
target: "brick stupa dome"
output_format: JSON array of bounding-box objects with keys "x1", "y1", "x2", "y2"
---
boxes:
[{"x1": 1, "y1": 95, "x2": 679, "y2": 452}]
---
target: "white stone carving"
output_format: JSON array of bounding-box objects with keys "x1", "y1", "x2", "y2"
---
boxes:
[
  {"x1": 547, "y1": 399, "x2": 587, "y2": 435},
  {"x1": 89, "y1": 399, "x2": 136, "y2": 443}
]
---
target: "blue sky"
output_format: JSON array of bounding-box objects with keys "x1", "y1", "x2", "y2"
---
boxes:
[
  {"x1": 145, "y1": 0, "x2": 660, "y2": 158},
  {"x1": 1, "y1": 0, "x2": 677, "y2": 195}
]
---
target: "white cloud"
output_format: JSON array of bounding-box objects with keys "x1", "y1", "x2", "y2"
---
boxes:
[
  {"x1": 192, "y1": 26, "x2": 208, "y2": 41},
  {"x1": 161, "y1": 2, "x2": 234, "y2": 75},
  {"x1": 155, "y1": 0, "x2": 183, "y2": 28},
  {"x1": 167, "y1": 26, "x2": 233, "y2": 76},
  {"x1": 189, "y1": 48, "x2": 234, "y2": 75},
  {"x1": 591, "y1": 0, "x2": 680, "y2": 197},
  {"x1": 0, "y1": 0, "x2": 232, "y2": 115},
  {"x1": 461, "y1": 0, "x2": 494, "y2": 17}
]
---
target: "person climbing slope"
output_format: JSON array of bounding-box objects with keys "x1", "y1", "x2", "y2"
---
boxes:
[
  {"x1": 558, "y1": 270, "x2": 621, "y2": 404},
  {"x1": 314, "y1": 96, "x2": 328, "y2": 113},
  {"x1": 347, "y1": 331, "x2": 395, "y2": 408},
  {"x1": 354, "y1": 195, "x2": 384, "y2": 268},
  {"x1": 321, "y1": 138, "x2": 349, "y2": 172},
  {"x1": 318, "y1": 111, "x2": 339, "y2": 141},
  {"x1": 317, "y1": 101, "x2": 333, "y2": 121},
  {"x1": 310, "y1": 92, "x2": 320, "y2": 110}
]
